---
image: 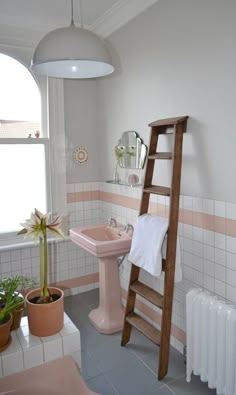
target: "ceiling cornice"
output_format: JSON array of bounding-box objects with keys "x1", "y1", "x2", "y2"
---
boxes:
[
  {"x1": 0, "y1": 0, "x2": 159, "y2": 48},
  {"x1": 91, "y1": 0, "x2": 159, "y2": 38},
  {"x1": 0, "y1": 25, "x2": 39, "y2": 49}
]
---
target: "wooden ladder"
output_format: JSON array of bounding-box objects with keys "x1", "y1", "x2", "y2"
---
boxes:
[{"x1": 121, "y1": 116, "x2": 188, "y2": 380}]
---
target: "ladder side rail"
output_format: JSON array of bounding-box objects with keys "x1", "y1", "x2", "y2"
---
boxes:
[
  {"x1": 121, "y1": 126, "x2": 162, "y2": 346},
  {"x1": 158, "y1": 121, "x2": 185, "y2": 379}
]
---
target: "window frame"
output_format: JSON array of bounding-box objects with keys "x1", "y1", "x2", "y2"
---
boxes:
[{"x1": 0, "y1": 52, "x2": 66, "y2": 248}]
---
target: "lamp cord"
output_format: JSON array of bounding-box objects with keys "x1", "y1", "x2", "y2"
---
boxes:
[
  {"x1": 70, "y1": 0, "x2": 74, "y2": 25},
  {"x1": 79, "y1": 0, "x2": 84, "y2": 28},
  {"x1": 70, "y1": 0, "x2": 84, "y2": 28}
]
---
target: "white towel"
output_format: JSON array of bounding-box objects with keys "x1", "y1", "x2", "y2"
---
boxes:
[{"x1": 128, "y1": 214, "x2": 182, "y2": 282}]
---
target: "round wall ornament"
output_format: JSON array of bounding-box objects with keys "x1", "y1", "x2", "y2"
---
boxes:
[{"x1": 73, "y1": 146, "x2": 88, "y2": 164}]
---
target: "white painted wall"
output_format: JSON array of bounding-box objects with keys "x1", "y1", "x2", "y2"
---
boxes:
[
  {"x1": 98, "y1": 0, "x2": 236, "y2": 202},
  {"x1": 64, "y1": 80, "x2": 101, "y2": 183}
]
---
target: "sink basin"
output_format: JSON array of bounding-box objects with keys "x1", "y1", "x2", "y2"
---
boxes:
[
  {"x1": 70, "y1": 223, "x2": 132, "y2": 334},
  {"x1": 70, "y1": 223, "x2": 131, "y2": 258}
]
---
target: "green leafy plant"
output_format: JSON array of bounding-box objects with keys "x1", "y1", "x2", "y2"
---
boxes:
[
  {"x1": 18, "y1": 209, "x2": 64, "y2": 303},
  {"x1": 0, "y1": 276, "x2": 26, "y2": 324}
]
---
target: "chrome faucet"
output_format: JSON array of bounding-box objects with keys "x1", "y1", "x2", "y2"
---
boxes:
[
  {"x1": 107, "y1": 217, "x2": 117, "y2": 228},
  {"x1": 125, "y1": 223, "x2": 134, "y2": 235}
]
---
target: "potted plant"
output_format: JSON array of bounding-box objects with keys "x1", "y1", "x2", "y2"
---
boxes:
[
  {"x1": 0, "y1": 275, "x2": 35, "y2": 330},
  {"x1": 18, "y1": 208, "x2": 64, "y2": 337},
  {"x1": 0, "y1": 280, "x2": 24, "y2": 351}
]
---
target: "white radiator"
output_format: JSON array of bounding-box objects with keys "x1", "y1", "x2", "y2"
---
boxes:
[{"x1": 186, "y1": 288, "x2": 236, "y2": 395}]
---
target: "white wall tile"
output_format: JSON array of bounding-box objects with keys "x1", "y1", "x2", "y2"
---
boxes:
[
  {"x1": 214, "y1": 201, "x2": 226, "y2": 218},
  {"x1": 183, "y1": 238, "x2": 193, "y2": 254},
  {"x1": 204, "y1": 259, "x2": 214, "y2": 277},
  {"x1": 227, "y1": 252, "x2": 236, "y2": 271},
  {"x1": 214, "y1": 232, "x2": 226, "y2": 250},
  {"x1": 203, "y1": 230, "x2": 214, "y2": 246},
  {"x1": 215, "y1": 263, "x2": 226, "y2": 282},
  {"x1": 2, "y1": 351, "x2": 24, "y2": 376},
  {"x1": 192, "y1": 226, "x2": 203, "y2": 243},
  {"x1": 192, "y1": 255, "x2": 204, "y2": 272},
  {"x1": 62, "y1": 333, "x2": 81, "y2": 354},
  {"x1": 204, "y1": 245, "x2": 214, "y2": 262},
  {"x1": 183, "y1": 196, "x2": 193, "y2": 210},
  {"x1": 214, "y1": 279, "x2": 226, "y2": 298},
  {"x1": 67, "y1": 183, "x2": 75, "y2": 193},
  {"x1": 214, "y1": 248, "x2": 226, "y2": 266},
  {"x1": 226, "y1": 268, "x2": 236, "y2": 287},
  {"x1": 1, "y1": 333, "x2": 22, "y2": 355},
  {"x1": 43, "y1": 338, "x2": 63, "y2": 362},
  {"x1": 227, "y1": 284, "x2": 236, "y2": 303},
  {"x1": 193, "y1": 197, "x2": 203, "y2": 213},
  {"x1": 183, "y1": 224, "x2": 193, "y2": 239},
  {"x1": 23, "y1": 345, "x2": 44, "y2": 369},
  {"x1": 202, "y1": 199, "x2": 214, "y2": 215},
  {"x1": 226, "y1": 202, "x2": 236, "y2": 220},
  {"x1": 227, "y1": 236, "x2": 236, "y2": 254},
  {"x1": 204, "y1": 274, "x2": 214, "y2": 292},
  {"x1": 192, "y1": 241, "x2": 204, "y2": 257}
]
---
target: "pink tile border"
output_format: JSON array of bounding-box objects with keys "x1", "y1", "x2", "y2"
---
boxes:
[
  {"x1": 67, "y1": 191, "x2": 100, "y2": 203},
  {"x1": 51, "y1": 272, "x2": 99, "y2": 290},
  {"x1": 67, "y1": 190, "x2": 236, "y2": 237}
]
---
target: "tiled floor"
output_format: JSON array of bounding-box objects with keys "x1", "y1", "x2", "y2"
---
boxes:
[{"x1": 64, "y1": 289, "x2": 216, "y2": 395}]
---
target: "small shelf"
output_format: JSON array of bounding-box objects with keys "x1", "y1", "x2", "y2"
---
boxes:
[{"x1": 106, "y1": 180, "x2": 142, "y2": 187}]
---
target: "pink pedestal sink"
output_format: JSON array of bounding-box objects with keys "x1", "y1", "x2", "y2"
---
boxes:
[{"x1": 70, "y1": 224, "x2": 132, "y2": 334}]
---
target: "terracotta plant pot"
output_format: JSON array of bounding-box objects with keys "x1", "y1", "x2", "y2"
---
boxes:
[
  {"x1": 26, "y1": 287, "x2": 64, "y2": 337},
  {"x1": 0, "y1": 313, "x2": 12, "y2": 351},
  {"x1": 11, "y1": 303, "x2": 24, "y2": 330}
]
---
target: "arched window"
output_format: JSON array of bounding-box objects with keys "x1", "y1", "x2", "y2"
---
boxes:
[
  {"x1": 0, "y1": 53, "x2": 41, "y2": 138},
  {"x1": 0, "y1": 54, "x2": 47, "y2": 236}
]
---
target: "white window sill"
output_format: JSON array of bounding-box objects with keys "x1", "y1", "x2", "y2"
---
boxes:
[{"x1": 0, "y1": 235, "x2": 71, "y2": 252}]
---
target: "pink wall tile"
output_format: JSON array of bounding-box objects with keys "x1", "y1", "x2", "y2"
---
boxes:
[
  {"x1": 67, "y1": 188, "x2": 236, "y2": 237},
  {"x1": 52, "y1": 273, "x2": 99, "y2": 290}
]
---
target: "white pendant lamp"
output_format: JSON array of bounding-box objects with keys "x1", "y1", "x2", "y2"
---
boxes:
[{"x1": 31, "y1": 0, "x2": 114, "y2": 79}]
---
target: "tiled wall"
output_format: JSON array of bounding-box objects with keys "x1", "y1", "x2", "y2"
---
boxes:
[
  {"x1": 96, "y1": 182, "x2": 236, "y2": 352},
  {"x1": 1, "y1": 180, "x2": 236, "y2": 354},
  {"x1": 0, "y1": 182, "x2": 102, "y2": 296}
]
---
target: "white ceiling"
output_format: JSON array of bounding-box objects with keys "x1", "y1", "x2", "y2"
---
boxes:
[{"x1": 0, "y1": 0, "x2": 158, "y2": 38}]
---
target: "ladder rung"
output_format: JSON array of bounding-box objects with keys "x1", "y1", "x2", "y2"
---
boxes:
[
  {"x1": 130, "y1": 281, "x2": 163, "y2": 309},
  {"x1": 126, "y1": 313, "x2": 161, "y2": 346},
  {"x1": 143, "y1": 186, "x2": 171, "y2": 196},
  {"x1": 148, "y1": 153, "x2": 172, "y2": 160},
  {"x1": 149, "y1": 116, "x2": 188, "y2": 128}
]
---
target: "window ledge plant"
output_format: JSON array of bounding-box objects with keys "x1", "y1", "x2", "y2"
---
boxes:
[
  {"x1": 0, "y1": 275, "x2": 35, "y2": 331},
  {"x1": 18, "y1": 208, "x2": 65, "y2": 336}
]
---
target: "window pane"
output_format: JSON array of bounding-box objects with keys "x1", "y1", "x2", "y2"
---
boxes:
[
  {"x1": 0, "y1": 53, "x2": 41, "y2": 138},
  {"x1": 0, "y1": 144, "x2": 47, "y2": 233}
]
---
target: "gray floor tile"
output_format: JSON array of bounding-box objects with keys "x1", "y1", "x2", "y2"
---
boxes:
[
  {"x1": 148, "y1": 384, "x2": 175, "y2": 395},
  {"x1": 141, "y1": 347, "x2": 186, "y2": 383},
  {"x1": 104, "y1": 357, "x2": 162, "y2": 395},
  {"x1": 168, "y1": 375, "x2": 216, "y2": 395},
  {"x1": 81, "y1": 351, "x2": 102, "y2": 380},
  {"x1": 87, "y1": 335, "x2": 140, "y2": 374},
  {"x1": 123, "y1": 328, "x2": 158, "y2": 358},
  {"x1": 86, "y1": 373, "x2": 119, "y2": 395},
  {"x1": 65, "y1": 290, "x2": 209, "y2": 395}
]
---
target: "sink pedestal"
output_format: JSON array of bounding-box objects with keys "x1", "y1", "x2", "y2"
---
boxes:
[{"x1": 89, "y1": 257, "x2": 124, "y2": 334}]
